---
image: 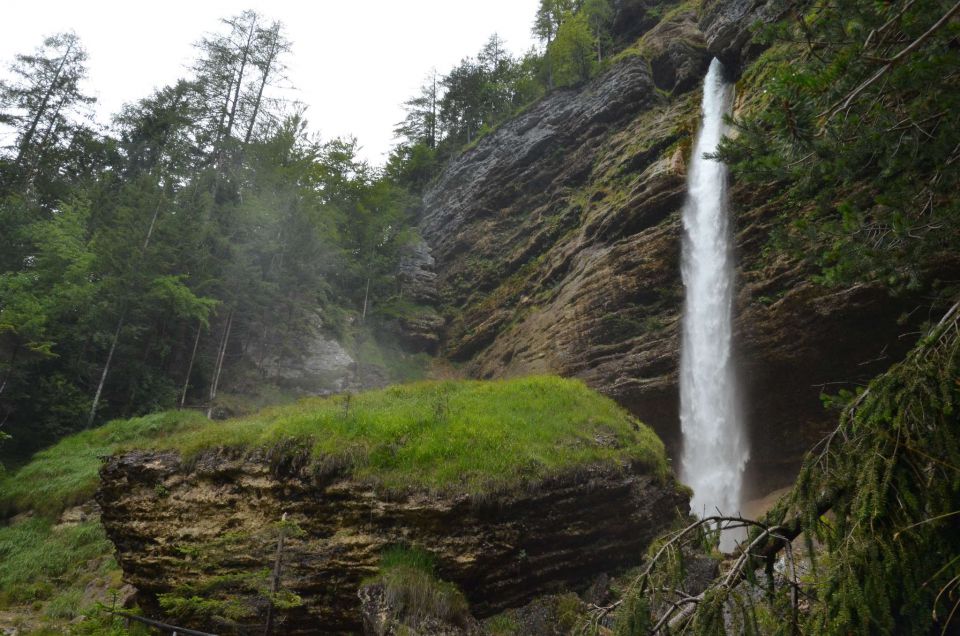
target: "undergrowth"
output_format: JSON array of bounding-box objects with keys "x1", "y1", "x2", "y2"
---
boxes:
[{"x1": 373, "y1": 546, "x2": 471, "y2": 629}]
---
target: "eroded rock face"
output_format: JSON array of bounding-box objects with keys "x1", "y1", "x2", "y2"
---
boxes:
[
  {"x1": 416, "y1": 9, "x2": 951, "y2": 498},
  {"x1": 97, "y1": 450, "x2": 687, "y2": 634},
  {"x1": 699, "y1": 0, "x2": 789, "y2": 69},
  {"x1": 251, "y1": 318, "x2": 358, "y2": 394},
  {"x1": 398, "y1": 239, "x2": 440, "y2": 305},
  {"x1": 642, "y1": 9, "x2": 712, "y2": 93}
]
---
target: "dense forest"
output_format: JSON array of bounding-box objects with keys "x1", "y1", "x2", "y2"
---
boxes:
[
  {"x1": 1, "y1": 0, "x2": 959, "y2": 633},
  {"x1": 0, "y1": 1, "x2": 625, "y2": 463}
]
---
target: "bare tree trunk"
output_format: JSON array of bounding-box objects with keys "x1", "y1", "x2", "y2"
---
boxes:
[
  {"x1": 212, "y1": 73, "x2": 235, "y2": 160},
  {"x1": 23, "y1": 92, "x2": 69, "y2": 184},
  {"x1": 243, "y1": 72, "x2": 268, "y2": 146},
  {"x1": 142, "y1": 196, "x2": 164, "y2": 250},
  {"x1": 430, "y1": 72, "x2": 438, "y2": 148},
  {"x1": 361, "y1": 276, "x2": 371, "y2": 323},
  {"x1": 207, "y1": 308, "x2": 234, "y2": 419},
  {"x1": 87, "y1": 315, "x2": 124, "y2": 428},
  {"x1": 15, "y1": 39, "x2": 74, "y2": 168},
  {"x1": 546, "y1": 32, "x2": 555, "y2": 90},
  {"x1": 85, "y1": 191, "x2": 165, "y2": 425},
  {"x1": 179, "y1": 323, "x2": 203, "y2": 408}
]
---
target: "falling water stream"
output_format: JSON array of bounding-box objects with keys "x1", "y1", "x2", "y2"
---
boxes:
[{"x1": 679, "y1": 58, "x2": 749, "y2": 549}]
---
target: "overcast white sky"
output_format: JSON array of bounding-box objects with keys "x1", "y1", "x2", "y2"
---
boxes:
[{"x1": 1, "y1": 0, "x2": 540, "y2": 165}]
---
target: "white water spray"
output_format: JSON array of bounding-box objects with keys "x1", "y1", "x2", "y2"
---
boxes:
[{"x1": 680, "y1": 59, "x2": 748, "y2": 540}]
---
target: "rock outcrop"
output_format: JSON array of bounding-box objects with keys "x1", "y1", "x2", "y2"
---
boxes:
[
  {"x1": 699, "y1": 0, "x2": 787, "y2": 69},
  {"x1": 98, "y1": 450, "x2": 687, "y2": 634},
  {"x1": 253, "y1": 320, "x2": 358, "y2": 394}
]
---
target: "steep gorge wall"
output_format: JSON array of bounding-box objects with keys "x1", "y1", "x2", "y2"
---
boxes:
[{"x1": 418, "y1": 1, "x2": 937, "y2": 495}]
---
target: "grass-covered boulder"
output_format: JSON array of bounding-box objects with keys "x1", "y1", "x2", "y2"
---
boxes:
[{"x1": 85, "y1": 376, "x2": 687, "y2": 634}]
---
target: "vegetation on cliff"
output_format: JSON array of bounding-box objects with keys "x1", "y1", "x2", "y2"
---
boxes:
[{"x1": 716, "y1": 0, "x2": 960, "y2": 293}]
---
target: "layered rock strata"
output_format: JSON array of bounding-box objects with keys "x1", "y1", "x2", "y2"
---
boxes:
[{"x1": 98, "y1": 450, "x2": 687, "y2": 634}]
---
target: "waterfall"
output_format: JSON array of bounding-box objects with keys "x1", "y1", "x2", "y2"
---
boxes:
[{"x1": 679, "y1": 58, "x2": 748, "y2": 543}]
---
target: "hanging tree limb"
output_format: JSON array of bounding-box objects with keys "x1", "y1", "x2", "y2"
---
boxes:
[{"x1": 821, "y1": 0, "x2": 960, "y2": 123}]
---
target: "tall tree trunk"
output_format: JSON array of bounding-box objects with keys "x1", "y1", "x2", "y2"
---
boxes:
[
  {"x1": 430, "y1": 72, "x2": 437, "y2": 148},
  {"x1": 142, "y1": 196, "x2": 164, "y2": 250},
  {"x1": 207, "y1": 308, "x2": 234, "y2": 419},
  {"x1": 243, "y1": 71, "x2": 268, "y2": 146},
  {"x1": 546, "y1": 32, "x2": 555, "y2": 90},
  {"x1": 87, "y1": 315, "x2": 124, "y2": 428},
  {"x1": 23, "y1": 92, "x2": 69, "y2": 184},
  {"x1": 212, "y1": 72, "x2": 235, "y2": 160},
  {"x1": 361, "y1": 276, "x2": 371, "y2": 323},
  {"x1": 15, "y1": 39, "x2": 74, "y2": 168},
  {"x1": 179, "y1": 323, "x2": 202, "y2": 408}
]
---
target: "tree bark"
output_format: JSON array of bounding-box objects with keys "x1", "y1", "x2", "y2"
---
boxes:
[
  {"x1": 361, "y1": 276, "x2": 371, "y2": 323},
  {"x1": 207, "y1": 308, "x2": 234, "y2": 419},
  {"x1": 142, "y1": 196, "x2": 164, "y2": 250},
  {"x1": 87, "y1": 315, "x2": 124, "y2": 428},
  {"x1": 223, "y1": 16, "x2": 257, "y2": 147},
  {"x1": 244, "y1": 24, "x2": 281, "y2": 146},
  {"x1": 179, "y1": 323, "x2": 202, "y2": 408}
]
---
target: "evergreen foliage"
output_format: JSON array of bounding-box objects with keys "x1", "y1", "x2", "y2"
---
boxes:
[
  {"x1": 714, "y1": 0, "x2": 960, "y2": 293},
  {"x1": 388, "y1": 0, "x2": 618, "y2": 187}
]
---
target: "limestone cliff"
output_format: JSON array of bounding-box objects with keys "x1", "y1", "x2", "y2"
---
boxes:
[
  {"x1": 416, "y1": 1, "x2": 946, "y2": 495},
  {"x1": 97, "y1": 450, "x2": 686, "y2": 634}
]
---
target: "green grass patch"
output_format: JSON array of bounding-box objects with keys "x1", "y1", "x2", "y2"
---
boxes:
[
  {"x1": 0, "y1": 410, "x2": 209, "y2": 517},
  {"x1": 2, "y1": 377, "x2": 668, "y2": 510},
  {"x1": 0, "y1": 376, "x2": 670, "y2": 631},
  {"x1": 147, "y1": 375, "x2": 669, "y2": 496},
  {"x1": 0, "y1": 517, "x2": 117, "y2": 608},
  {"x1": 380, "y1": 545, "x2": 438, "y2": 574}
]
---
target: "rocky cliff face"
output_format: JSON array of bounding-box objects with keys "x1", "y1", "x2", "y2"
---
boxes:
[
  {"x1": 417, "y1": 1, "x2": 940, "y2": 495},
  {"x1": 98, "y1": 450, "x2": 686, "y2": 634}
]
